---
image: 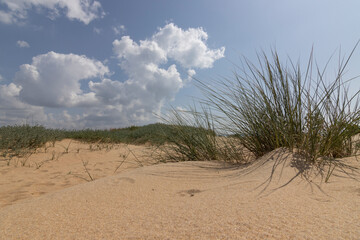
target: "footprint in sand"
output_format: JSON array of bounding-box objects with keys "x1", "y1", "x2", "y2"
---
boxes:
[{"x1": 109, "y1": 177, "x2": 136, "y2": 185}]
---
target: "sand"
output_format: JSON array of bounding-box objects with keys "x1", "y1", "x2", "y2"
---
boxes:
[
  {"x1": 0, "y1": 139, "x2": 158, "y2": 208},
  {"x1": 0, "y1": 142, "x2": 359, "y2": 239}
]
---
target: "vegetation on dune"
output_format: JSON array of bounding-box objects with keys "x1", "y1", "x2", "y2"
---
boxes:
[
  {"x1": 0, "y1": 123, "x2": 177, "y2": 143},
  {"x1": 1, "y1": 44, "x2": 360, "y2": 182},
  {"x1": 0, "y1": 123, "x2": 175, "y2": 160},
  {"x1": 205, "y1": 47, "x2": 360, "y2": 162},
  {"x1": 64, "y1": 123, "x2": 174, "y2": 145},
  {"x1": 161, "y1": 106, "x2": 250, "y2": 163},
  {"x1": 0, "y1": 125, "x2": 57, "y2": 159},
  {"x1": 163, "y1": 44, "x2": 360, "y2": 179}
]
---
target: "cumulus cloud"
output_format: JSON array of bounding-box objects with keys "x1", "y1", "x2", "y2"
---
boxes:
[
  {"x1": 113, "y1": 23, "x2": 225, "y2": 70},
  {"x1": 82, "y1": 22, "x2": 225, "y2": 127},
  {"x1": 14, "y1": 51, "x2": 109, "y2": 107},
  {"x1": 0, "y1": 0, "x2": 104, "y2": 24},
  {"x1": 16, "y1": 40, "x2": 30, "y2": 48},
  {"x1": 0, "y1": 83, "x2": 47, "y2": 126},
  {"x1": 88, "y1": 62, "x2": 183, "y2": 125},
  {"x1": 0, "y1": 23, "x2": 224, "y2": 129},
  {"x1": 152, "y1": 23, "x2": 225, "y2": 68}
]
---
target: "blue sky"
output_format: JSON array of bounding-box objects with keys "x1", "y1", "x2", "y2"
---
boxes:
[{"x1": 0, "y1": 0, "x2": 359, "y2": 129}]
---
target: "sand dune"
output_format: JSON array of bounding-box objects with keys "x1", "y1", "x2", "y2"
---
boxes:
[
  {"x1": 1, "y1": 146, "x2": 359, "y2": 239},
  {"x1": 0, "y1": 139, "x2": 158, "y2": 208}
]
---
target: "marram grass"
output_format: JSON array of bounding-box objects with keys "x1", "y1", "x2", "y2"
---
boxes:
[{"x1": 164, "y1": 44, "x2": 360, "y2": 180}]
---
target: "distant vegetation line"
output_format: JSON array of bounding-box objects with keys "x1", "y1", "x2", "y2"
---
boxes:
[{"x1": 0, "y1": 123, "x2": 179, "y2": 152}]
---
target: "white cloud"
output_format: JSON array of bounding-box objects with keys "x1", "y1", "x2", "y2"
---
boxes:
[
  {"x1": 0, "y1": 0, "x2": 104, "y2": 24},
  {"x1": 152, "y1": 23, "x2": 225, "y2": 68},
  {"x1": 0, "y1": 23, "x2": 224, "y2": 129},
  {"x1": 0, "y1": 83, "x2": 22, "y2": 107},
  {"x1": 0, "y1": 83, "x2": 47, "y2": 126},
  {"x1": 113, "y1": 23, "x2": 225, "y2": 70},
  {"x1": 88, "y1": 62, "x2": 183, "y2": 125},
  {"x1": 0, "y1": 9, "x2": 16, "y2": 24},
  {"x1": 84, "y1": 22, "x2": 225, "y2": 127},
  {"x1": 16, "y1": 40, "x2": 30, "y2": 48},
  {"x1": 0, "y1": 74, "x2": 3, "y2": 81},
  {"x1": 14, "y1": 51, "x2": 109, "y2": 108},
  {"x1": 112, "y1": 25, "x2": 126, "y2": 35},
  {"x1": 186, "y1": 69, "x2": 196, "y2": 81}
]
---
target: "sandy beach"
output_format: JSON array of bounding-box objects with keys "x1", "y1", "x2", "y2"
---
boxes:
[
  {"x1": 0, "y1": 141, "x2": 359, "y2": 239},
  {"x1": 0, "y1": 139, "x2": 158, "y2": 208},
  {"x1": 1, "y1": 1, "x2": 360, "y2": 239}
]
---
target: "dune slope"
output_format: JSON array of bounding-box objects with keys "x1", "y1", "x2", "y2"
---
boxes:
[{"x1": 0, "y1": 148, "x2": 359, "y2": 239}]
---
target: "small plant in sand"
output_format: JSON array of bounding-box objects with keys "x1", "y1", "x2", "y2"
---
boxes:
[
  {"x1": 113, "y1": 145, "x2": 146, "y2": 173},
  {"x1": 19, "y1": 150, "x2": 35, "y2": 167},
  {"x1": 81, "y1": 159, "x2": 94, "y2": 181},
  {"x1": 43, "y1": 141, "x2": 56, "y2": 153},
  {"x1": 67, "y1": 159, "x2": 95, "y2": 182},
  {"x1": 114, "y1": 149, "x2": 130, "y2": 173},
  {"x1": 61, "y1": 140, "x2": 72, "y2": 154},
  {"x1": 127, "y1": 145, "x2": 144, "y2": 167}
]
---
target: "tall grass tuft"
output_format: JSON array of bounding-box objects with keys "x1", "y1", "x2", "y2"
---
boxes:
[
  {"x1": 161, "y1": 105, "x2": 248, "y2": 163},
  {"x1": 195, "y1": 45, "x2": 360, "y2": 164},
  {"x1": 162, "y1": 43, "x2": 360, "y2": 178}
]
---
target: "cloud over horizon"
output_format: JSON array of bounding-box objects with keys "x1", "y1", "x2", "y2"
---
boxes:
[
  {"x1": 0, "y1": 23, "x2": 225, "y2": 129},
  {"x1": 0, "y1": 83, "x2": 47, "y2": 126}
]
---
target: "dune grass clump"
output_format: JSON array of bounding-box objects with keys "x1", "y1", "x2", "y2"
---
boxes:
[
  {"x1": 161, "y1": 106, "x2": 218, "y2": 162},
  {"x1": 197, "y1": 46, "x2": 360, "y2": 164},
  {"x1": 161, "y1": 106, "x2": 249, "y2": 163},
  {"x1": 164, "y1": 44, "x2": 360, "y2": 173}
]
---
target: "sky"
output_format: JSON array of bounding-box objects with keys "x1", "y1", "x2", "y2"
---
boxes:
[{"x1": 0, "y1": 0, "x2": 360, "y2": 129}]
